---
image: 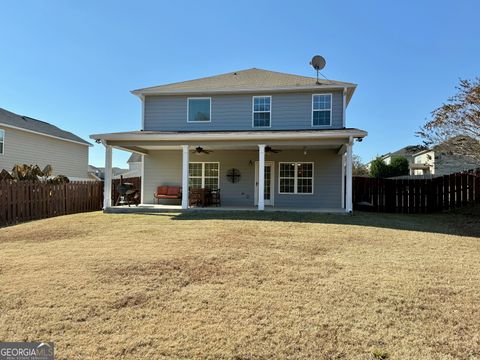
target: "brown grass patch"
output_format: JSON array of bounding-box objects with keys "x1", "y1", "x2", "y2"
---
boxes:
[{"x1": 0, "y1": 211, "x2": 479, "y2": 359}]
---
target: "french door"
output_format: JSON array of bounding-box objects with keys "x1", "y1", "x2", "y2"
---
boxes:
[{"x1": 254, "y1": 161, "x2": 274, "y2": 206}]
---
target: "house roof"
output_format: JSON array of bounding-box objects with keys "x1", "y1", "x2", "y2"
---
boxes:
[
  {"x1": 88, "y1": 164, "x2": 130, "y2": 179},
  {"x1": 88, "y1": 164, "x2": 101, "y2": 173},
  {"x1": 127, "y1": 153, "x2": 142, "y2": 163},
  {"x1": 381, "y1": 145, "x2": 428, "y2": 159},
  {"x1": 0, "y1": 108, "x2": 91, "y2": 146},
  {"x1": 131, "y1": 68, "x2": 357, "y2": 102}
]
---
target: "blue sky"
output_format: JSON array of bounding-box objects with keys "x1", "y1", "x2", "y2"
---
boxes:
[{"x1": 1, "y1": 0, "x2": 479, "y2": 168}]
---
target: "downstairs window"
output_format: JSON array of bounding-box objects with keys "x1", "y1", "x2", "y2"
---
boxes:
[
  {"x1": 189, "y1": 162, "x2": 219, "y2": 189},
  {"x1": 279, "y1": 162, "x2": 314, "y2": 194}
]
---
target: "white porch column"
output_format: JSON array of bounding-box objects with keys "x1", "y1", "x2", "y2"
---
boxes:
[
  {"x1": 181, "y1": 145, "x2": 189, "y2": 209},
  {"x1": 103, "y1": 144, "x2": 113, "y2": 209},
  {"x1": 258, "y1": 144, "x2": 266, "y2": 211},
  {"x1": 140, "y1": 154, "x2": 145, "y2": 204},
  {"x1": 341, "y1": 153, "x2": 346, "y2": 209},
  {"x1": 345, "y1": 140, "x2": 353, "y2": 213}
]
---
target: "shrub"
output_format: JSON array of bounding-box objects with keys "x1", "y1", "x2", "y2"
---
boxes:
[
  {"x1": 389, "y1": 156, "x2": 409, "y2": 177},
  {"x1": 370, "y1": 157, "x2": 390, "y2": 178},
  {"x1": 370, "y1": 156, "x2": 409, "y2": 178}
]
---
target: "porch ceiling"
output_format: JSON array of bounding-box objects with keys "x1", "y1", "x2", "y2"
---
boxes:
[
  {"x1": 106, "y1": 140, "x2": 349, "y2": 155},
  {"x1": 139, "y1": 143, "x2": 343, "y2": 151}
]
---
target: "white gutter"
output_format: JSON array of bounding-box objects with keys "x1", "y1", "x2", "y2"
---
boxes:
[
  {"x1": 140, "y1": 94, "x2": 145, "y2": 130},
  {"x1": 0, "y1": 122, "x2": 91, "y2": 147}
]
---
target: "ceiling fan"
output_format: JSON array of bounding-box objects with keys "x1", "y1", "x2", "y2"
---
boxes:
[
  {"x1": 265, "y1": 146, "x2": 281, "y2": 154},
  {"x1": 193, "y1": 146, "x2": 212, "y2": 155}
]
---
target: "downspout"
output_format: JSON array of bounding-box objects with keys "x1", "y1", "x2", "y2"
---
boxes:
[{"x1": 140, "y1": 94, "x2": 145, "y2": 130}]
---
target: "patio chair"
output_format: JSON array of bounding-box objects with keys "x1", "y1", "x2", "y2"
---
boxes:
[
  {"x1": 189, "y1": 188, "x2": 203, "y2": 207},
  {"x1": 210, "y1": 189, "x2": 221, "y2": 207}
]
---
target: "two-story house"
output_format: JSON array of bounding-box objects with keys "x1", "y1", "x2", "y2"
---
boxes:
[
  {"x1": 411, "y1": 147, "x2": 480, "y2": 176},
  {"x1": 91, "y1": 68, "x2": 367, "y2": 212},
  {"x1": 1, "y1": 107, "x2": 91, "y2": 180}
]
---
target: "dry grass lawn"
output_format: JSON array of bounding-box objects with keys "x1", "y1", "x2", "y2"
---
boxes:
[{"x1": 0, "y1": 210, "x2": 479, "y2": 359}]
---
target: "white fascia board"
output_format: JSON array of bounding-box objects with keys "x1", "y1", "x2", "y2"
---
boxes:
[
  {"x1": 90, "y1": 129, "x2": 368, "y2": 142},
  {"x1": 130, "y1": 84, "x2": 357, "y2": 97}
]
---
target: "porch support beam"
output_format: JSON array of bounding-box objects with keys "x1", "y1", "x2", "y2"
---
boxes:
[
  {"x1": 103, "y1": 144, "x2": 113, "y2": 209},
  {"x1": 337, "y1": 144, "x2": 347, "y2": 155},
  {"x1": 107, "y1": 139, "x2": 350, "y2": 148},
  {"x1": 345, "y1": 138, "x2": 353, "y2": 213},
  {"x1": 114, "y1": 146, "x2": 149, "y2": 155},
  {"x1": 181, "y1": 145, "x2": 189, "y2": 209},
  {"x1": 258, "y1": 144, "x2": 266, "y2": 211}
]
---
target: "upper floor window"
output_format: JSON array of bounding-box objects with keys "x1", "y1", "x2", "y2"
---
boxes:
[
  {"x1": 252, "y1": 96, "x2": 271, "y2": 127},
  {"x1": 0, "y1": 129, "x2": 4, "y2": 155},
  {"x1": 312, "y1": 94, "x2": 332, "y2": 126},
  {"x1": 188, "y1": 98, "x2": 211, "y2": 122}
]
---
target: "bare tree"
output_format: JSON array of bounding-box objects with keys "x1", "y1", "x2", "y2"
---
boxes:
[
  {"x1": 352, "y1": 155, "x2": 369, "y2": 176},
  {"x1": 417, "y1": 78, "x2": 480, "y2": 161}
]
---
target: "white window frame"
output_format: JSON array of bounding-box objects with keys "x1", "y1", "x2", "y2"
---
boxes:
[
  {"x1": 252, "y1": 95, "x2": 272, "y2": 128},
  {"x1": 189, "y1": 162, "x2": 220, "y2": 188},
  {"x1": 311, "y1": 93, "x2": 332, "y2": 127},
  {"x1": 0, "y1": 129, "x2": 4, "y2": 155},
  {"x1": 278, "y1": 162, "x2": 314, "y2": 195},
  {"x1": 187, "y1": 97, "x2": 212, "y2": 123}
]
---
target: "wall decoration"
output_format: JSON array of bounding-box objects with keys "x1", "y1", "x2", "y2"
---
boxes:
[{"x1": 226, "y1": 168, "x2": 241, "y2": 183}]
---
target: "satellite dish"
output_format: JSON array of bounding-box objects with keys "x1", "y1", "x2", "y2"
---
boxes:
[
  {"x1": 310, "y1": 55, "x2": 326, "y2": 84},
  {"x1": 310, "y1": 55, "x2": 326, "y2": 71}
]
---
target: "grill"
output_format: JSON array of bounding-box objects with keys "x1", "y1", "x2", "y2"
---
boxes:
[{"x1": 115, "y1": 176, "x2": 140, "y2": 206}]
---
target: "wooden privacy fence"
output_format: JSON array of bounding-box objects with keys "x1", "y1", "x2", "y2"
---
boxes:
[
  {"x1": 0, "y1": 181, "x2": 103, "y2": 226},
  {"x1": 353, "y1": 169, "x2": 480, "y2": 213},
  {"x1": 111, "y1": 176, "x2": 141, "y2": 203}
]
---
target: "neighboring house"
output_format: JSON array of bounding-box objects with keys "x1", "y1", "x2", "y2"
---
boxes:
[
  {"x1": 0, "y1": 108, "x2": 91, "y2": 179},
  {"x1": 367, "y1": 145, "x2": 426, "y2": 170},
  {"x1": 91, "y1": 68, "x2": 367, "y2": 212},
  {"x1": 411, "y1": 148, "x2": 480, "y2": 176},
  {"x1": 371, "y1": 143, "x2": 480, "y2": 176},
  {"x1": 87, "y1": 164, "x2": 130, "y2": 180},
  {"x1": 88, "y1": 165, "x2": 103, "y2": 180},
  {"x1": 112, "y1": 153, "x2": 142, "y2": 179}
]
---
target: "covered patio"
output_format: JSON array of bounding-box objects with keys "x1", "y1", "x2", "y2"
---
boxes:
[
  {"x1": 90, "y1": 129, "x2": 367, "y2": 213},
  {"x1": 105, "y1": 204, "x2": 347, "y2": 214}
]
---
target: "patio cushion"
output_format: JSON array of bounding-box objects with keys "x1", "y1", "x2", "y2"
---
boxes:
[
  {"x1": 156, "y1": 186, "x2": 169, "y2": 196},
  {"x1": 162, "y1": 195, "x2": 179, "y2": 199},
  {"x1": 167, "y1": 186, "x2": 181, "y2": 196}
]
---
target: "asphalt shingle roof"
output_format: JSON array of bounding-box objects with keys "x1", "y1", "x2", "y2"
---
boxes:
[
  {"x1": 132, "y1": 68, "x2": 356, "y2": 95},
  {"x1": 0, "y1": 108, "x2": 90, "y2": 145}
]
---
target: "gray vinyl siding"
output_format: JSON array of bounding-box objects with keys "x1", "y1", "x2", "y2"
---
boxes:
[
  {"x1": 143, "y1": 149, "x2": 342, "y2": 209},
  {"x1": 144, "y1": 91, "x2": 344, "y2": 131},
  {"x1": 0, "y1": 126, "x2": 89, "y2": 178},
  {"x1": 434, "y1": 153, "x2": 480, "y2": 176}
]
